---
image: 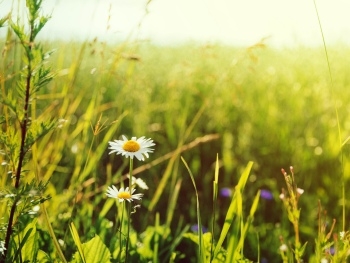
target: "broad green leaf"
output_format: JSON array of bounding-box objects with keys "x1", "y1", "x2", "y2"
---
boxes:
[
  {"x1": 12, "y1": 219, "x2": 38, "y2": 263},
  {"x1": 70, "y1": 235, "x2": 111, "y2": 263},
  {"x1": 36, "y1": 250, "x2": 52, "y2": 263}
]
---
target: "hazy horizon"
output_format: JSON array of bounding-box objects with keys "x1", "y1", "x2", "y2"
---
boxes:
[{"x1": 1, "y1": 0, "x2": 350, "y2": 48}]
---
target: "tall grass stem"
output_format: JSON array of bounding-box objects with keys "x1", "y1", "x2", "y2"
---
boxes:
[
  {"x1": 125, "y1": 158, "x2": 134, "y2": 262},
  {"x1": 312, "y1": 0, "x2": 345, "y2": 231}
]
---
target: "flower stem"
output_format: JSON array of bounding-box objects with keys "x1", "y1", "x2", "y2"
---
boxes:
[
  {"x1": 125, "y1": 158, "x2": 133, "y2": 263},
  {"x1": 118, "y1": 202, "x2": 125, "y2": 263}
]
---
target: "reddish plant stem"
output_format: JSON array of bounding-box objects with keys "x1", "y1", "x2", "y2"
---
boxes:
[{"x1": 2, "y1": 41, "x2": 33, "y2": 261}]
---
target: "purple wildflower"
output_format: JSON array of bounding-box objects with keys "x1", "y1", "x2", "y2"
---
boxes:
[
  {"x1": 191, "y1": 224, "x2": 208, "y2": 233},
  {"x1": 219, "y1": 187, "x2": 232, "y2": 198},
  {"x1": 260, "y1": 189, "x2": 274, "y2": 200}
]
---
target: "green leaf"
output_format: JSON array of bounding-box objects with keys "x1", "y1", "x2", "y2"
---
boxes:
[
  {"x1": 25, "y1": 119, "x2": 56, "y2": 150},
  {"x1": 11, "y1": 219, "x2": 38, "y2": 262},
  {"x1": 235, "y1": 190, "x2": 261, "y2": 255},
  {"x1": 32, "y1": 66, "x2": 56, "y2": 93},
  {"x1": 214, "y1": 153, "x2": 219, "y2": 184},
  {"x1": 0, "y1": 96, "x2": 18, "y2": 116},
  {"x1": 225, "y1": 185, "x2": 243, "y2": 262},
  {"x1": 32, "y1": 15, "x2": 50, "y2": 39},
  {"x1": 69, "y1": 222, "x2": 86, "y2": 263},
  {"x1": 297, "y1": 241, "x2": 308, "y2": 259},
  {"x1": 0, "y1": 13, "x2": 9, "y2": 27},
  {"x1": 99, "y1": 198, "x2": 115, "y2": 218},
  {"x1": 183, "y1": 232, "x2": 226, "y2": 262},
  {"x1": 249, "y1": 190, "x2": 261, "y2": 218},
  {"x1": 10, "y1": 20, "x2": 28, "y2": 45},
  {"x1": 36, "y1": 250, "x2": 52, "y2": 263},
  {"x1": 70, "y1": 235, "x2": 111, "y2": 263},
  {"x1": 137, "y1": 224, "x2": 171, "y2": 260},
  {"x1": 213, "y1": 161, "x2": 253, "y2": 259}
]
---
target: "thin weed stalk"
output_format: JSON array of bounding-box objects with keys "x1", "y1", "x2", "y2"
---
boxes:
[
  {"x1": 313, "y1": 0, "x2": 345, "y2": 232},
  {"x1": 148, "y1": 101, "x2": 208, "y2": 213},
  {"x1": 280, "y1": 167, "x2": 307, "y2": 262},
  {"x1": 181, "y1": 156, "x2": 206, "y2": 263},
  {"x1": 118, "y1": 202, "x2": 126, "y2": 262},
  {"x1": 210, "y1": 154, "x2": 219, "y2": 262},
  {"x1": 2, "y1": 0, "x2": 54, "y2": 260},
  {"x1": 153, "y1": 212, "x2": 160, "y2": 263},
  {"x1": 125, "y1": 158, "x2": 134, "y2": 263},
  {"x1": 3, "y1": 28, "x2": 32, "y2": 261}
]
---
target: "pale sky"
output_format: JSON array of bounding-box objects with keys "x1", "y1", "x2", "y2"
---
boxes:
[{"x1": 1, "y1": 0, "x2": 350, "y2": 47}]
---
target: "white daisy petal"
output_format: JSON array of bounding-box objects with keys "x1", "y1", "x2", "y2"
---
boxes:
[
  {"x1": 106, "y1": 185, "x2": 144, "y2": 202},
  {"x1": 131, "y1": 193, "x2": 143, "y2": 200},
  {"x1": 108, "y1": 135, "x2": 155, "y2": 161},
  {"x1": 134, "y1": 152, "x2": 144, "y2": 161},
  {"x1": 132, "y1": 177, "x2": 149, "y2": 190}
]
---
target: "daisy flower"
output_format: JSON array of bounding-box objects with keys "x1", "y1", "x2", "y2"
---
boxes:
[
  {"x1": 106, "y1": 185, "x2": 143, "y2": 202},
  {"x1": 131, "y1": 176, "x2": 149, "y2": 190},
  {"x1": 108, "y1": 135, "x2": 155, "y2": 161}
]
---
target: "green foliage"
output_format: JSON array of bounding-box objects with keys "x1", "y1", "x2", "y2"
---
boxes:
[
  {"x1": 70, "y1": 234, "x2": 111, "y2": 263},
  {"x1": 183, "y1": 232, "x2": 226, "y2": 263},
  {"x1": 0, "y1": 14, "x2": 9, "y2": 28},
  {"x1": 2, "y1": 1, "x2": 350, "y2": 262},
  {"x1": 181, "y1": 159, "x2": 260, "y2": 263},
  {"x1": 214, "y1": 162, "x2": 253, "y2": 259},
  {"x1": 136, "y1": 224, "x2": 170, "y2": 260},
  {"x1": 25, "y1": 0, "x2": 50, "y2": 40},
  {"x1": 69, "y1": 222, "x2": 87, "y2": 263},
  {"x1": 25, "y1": 119, "x2": 57, "y2": 152},
  {"x1": 0, "y1": 0, "x2": 61, "y2": 261},
  {"x1": 7, "y1": 219, "x2": 51, "y2": 263}
]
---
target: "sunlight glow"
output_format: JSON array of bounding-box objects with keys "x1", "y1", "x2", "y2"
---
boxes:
[{"x1": 1, "y1": 0, "x2": 350, "y2": 47}]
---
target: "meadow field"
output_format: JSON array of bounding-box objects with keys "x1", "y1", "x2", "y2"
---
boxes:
[{"x1": 2, "y1": 2, "x2": 350, "y2": 262}]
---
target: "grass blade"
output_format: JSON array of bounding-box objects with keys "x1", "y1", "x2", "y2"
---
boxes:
[
  {"x1": 181, "y1": 156, "x2": 206, "y2": 263},
  {"x1": 213, "y1": 161, "x2": 253, "y2": 259},
  {"x1": 69, "y1": 222, "x2": 86, "y2": 263},
  {"x1": 210, "y1": 154, "x2": 219, "y2": 261}
]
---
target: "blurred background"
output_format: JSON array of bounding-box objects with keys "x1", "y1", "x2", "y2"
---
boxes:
[
  {"x1": 1, "y1": 0, "x2": 350, "y2": 261},
  {"x1": 2, "y1": 0, "x2": 350, "y2": 46}
]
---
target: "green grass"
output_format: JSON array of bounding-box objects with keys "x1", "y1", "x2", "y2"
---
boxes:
[{"x1": 2, "y1": 3, "x2": 350, "y2": 261}]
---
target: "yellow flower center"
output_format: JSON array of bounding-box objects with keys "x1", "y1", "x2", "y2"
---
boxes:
[
  {"x1": 122, "y1": 140, "x2": 140, "y2": 152},
  {"x1": 117, "y1": 191, "x2": 131, "y2": 199}
]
